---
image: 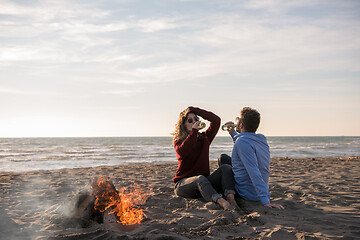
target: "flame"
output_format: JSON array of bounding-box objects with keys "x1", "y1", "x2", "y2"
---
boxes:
[{"x1": 93, "y1": 176, "x2": 151, "y2": 225}]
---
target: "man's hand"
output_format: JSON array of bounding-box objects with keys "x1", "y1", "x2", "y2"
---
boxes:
[
  {"x1": 264, "y1": 203, "x2": 285, "y2": 210},
  {"x1": 224, "y1": 121, "x2": 235, "y2": 134}
]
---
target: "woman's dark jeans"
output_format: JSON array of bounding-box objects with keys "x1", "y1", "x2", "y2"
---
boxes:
[
  {"x1": 218, "y1": 153, "x2": 232, "y2": 167},
  {"x1": 174, "y1": 164, "x2": 235, "y2": 202}
]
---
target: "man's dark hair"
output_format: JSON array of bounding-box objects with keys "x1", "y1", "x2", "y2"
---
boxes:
[{"x1": 241, "y1": 107, "x2": 260, "y2": 132}]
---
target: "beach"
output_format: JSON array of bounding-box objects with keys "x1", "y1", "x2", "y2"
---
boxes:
[{"x1": 1, "y1": 156, "x2": 359, "y2": 240}]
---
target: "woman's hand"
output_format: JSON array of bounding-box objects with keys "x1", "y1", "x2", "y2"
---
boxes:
[
  {"x1": 264, "y1": 203, "x2": 285, "y2": 210},
  {"x1": 192, "y1": 121, "x2": 200, "y2": 130}
]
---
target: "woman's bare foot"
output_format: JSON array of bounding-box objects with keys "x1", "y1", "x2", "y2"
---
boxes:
[
  {"x1": 217, "y1": 197, "x2": 235, "y2": 211},
  {"x1": 226, "y1": 194, "x2": 241, "y2": 210}
]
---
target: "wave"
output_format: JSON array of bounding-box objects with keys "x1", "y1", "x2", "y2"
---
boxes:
[{"x1": 0, "y1": 136, "x2": 359, "y2": 172}]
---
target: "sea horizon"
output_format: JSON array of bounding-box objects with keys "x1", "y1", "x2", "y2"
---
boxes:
[{"x1": 1, "y1": 135, "x2": 359, "y2": 138}]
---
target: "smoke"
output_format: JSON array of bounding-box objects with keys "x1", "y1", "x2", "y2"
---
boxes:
[
  {"x1": 2, "y1": 170, "x2": 154, "y2": 240},
  {"x1": 1, "y1": 172, "x2": 93, "y2": 239}
]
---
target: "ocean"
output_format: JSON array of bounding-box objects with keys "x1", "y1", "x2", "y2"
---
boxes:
[{"x1": 0, "y1": 136, "x2": 359, "y2": 172}]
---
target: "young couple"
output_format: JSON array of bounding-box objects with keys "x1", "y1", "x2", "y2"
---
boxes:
[{"x1": 172, "y1": 106, "x2": 284, "y2": 211}]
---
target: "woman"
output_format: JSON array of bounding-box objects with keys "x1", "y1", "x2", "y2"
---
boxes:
[{"x1": 172, "y1": 106, "x2": 239, "y2": 210}]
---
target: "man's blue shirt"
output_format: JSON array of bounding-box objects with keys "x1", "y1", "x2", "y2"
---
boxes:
[{"x1": 231, "y1": 131, "x2": 271, "y2": 205}]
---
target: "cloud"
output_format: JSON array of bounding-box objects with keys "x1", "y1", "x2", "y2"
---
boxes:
[
  {"x1": 0, "y1": 47, "x2": 42, "y2": 61},
  {"x1": 135, "y1": 18, "x2": 180, "y2": 32},
  {"x1": 0, "y1": 0, "x2": 110, "y2": 20},
  {"x1": 0, "y1": 87, "x2": 52, "y2": 95},
  {"x1": 179, "y1": 10, "x2": 360, "y2": 75},
  {"x1": 108, "y1": 58, "x2": 229, "y2": 85},
  {"x1": 1, "y1": 0, "x2": 359, "y2": 89},
  {"x1": 0, "y1": 0, "x2": 184, "y2": 67},
  {"x1": 106, "y1": 106, "x2": 141, "y2": 110},
  {"x1": 243, "y1": 0, "x2": 316, "y2": 10},
  {"x1": 100, "y1": 88, "x2": 146, "y2": 97},
  {"x1": 0, "y1": 0, "x2": 181, "y2": 37}
]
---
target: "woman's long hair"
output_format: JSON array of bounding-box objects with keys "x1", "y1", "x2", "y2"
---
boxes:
[{"x1": 171, "y1": 108, "x2": 190, "y2": 142}]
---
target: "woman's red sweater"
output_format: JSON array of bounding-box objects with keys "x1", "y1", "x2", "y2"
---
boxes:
[{"x1": 173, "y1": 107, "x2": 220, "y2": 183}]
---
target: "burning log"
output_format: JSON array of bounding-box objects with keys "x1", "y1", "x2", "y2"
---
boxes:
[{"x1": 73, "y1": 176, "x2": 151, "y2": 227}]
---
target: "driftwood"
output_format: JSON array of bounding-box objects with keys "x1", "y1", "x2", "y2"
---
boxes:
[{"x1": 72, "y1": 177, "x2": 120, "y2": 226}]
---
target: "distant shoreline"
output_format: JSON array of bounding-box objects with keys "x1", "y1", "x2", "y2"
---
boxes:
[
  {"x1": 1, "y1": 136, "x2": 360, "y2": 138},
  {"x1": 1, "y1": 156, "x2": 359, "y2": 174}
]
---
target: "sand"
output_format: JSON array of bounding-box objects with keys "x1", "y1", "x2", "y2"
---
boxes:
[{"x1": 0, "y1": 156, "x2": 359, "y2": 240}]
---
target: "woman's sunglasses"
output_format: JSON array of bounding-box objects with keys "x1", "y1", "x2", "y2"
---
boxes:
[{"x1": 186, "y1": 116, "x2": 199, "y2": 124}]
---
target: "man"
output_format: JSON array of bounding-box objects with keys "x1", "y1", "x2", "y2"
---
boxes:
[{"x1": 220, "y1": 107, "x2": 284, "y2": 209}]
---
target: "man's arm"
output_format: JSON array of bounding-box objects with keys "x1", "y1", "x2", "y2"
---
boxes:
[{"x1": 230, "y1": 130, "x2": 240, "y2": 142}]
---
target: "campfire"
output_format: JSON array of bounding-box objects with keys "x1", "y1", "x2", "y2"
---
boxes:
[
  {"x1": 93, "y1": 176, "x2": 150, "y2": 225},
  {"x1": 74, "y1": 176, "x2": 152, "y2": 227}
]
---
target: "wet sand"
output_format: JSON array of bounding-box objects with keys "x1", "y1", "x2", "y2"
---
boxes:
[{"x1": 0, "y1": 156, "x2": 359, "y2": 239}]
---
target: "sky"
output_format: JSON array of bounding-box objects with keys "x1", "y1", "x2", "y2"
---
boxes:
[{"x1": 0, "y1": 0, "x2": 359, "y2": 137}]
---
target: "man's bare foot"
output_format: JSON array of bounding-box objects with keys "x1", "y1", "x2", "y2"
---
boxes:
[
  {"x1": 217, "y1": 197, "x2": 235, "y2": 211},
  {"x1": 226, "y1": 194, "x2": 241, "y2": 210}
]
